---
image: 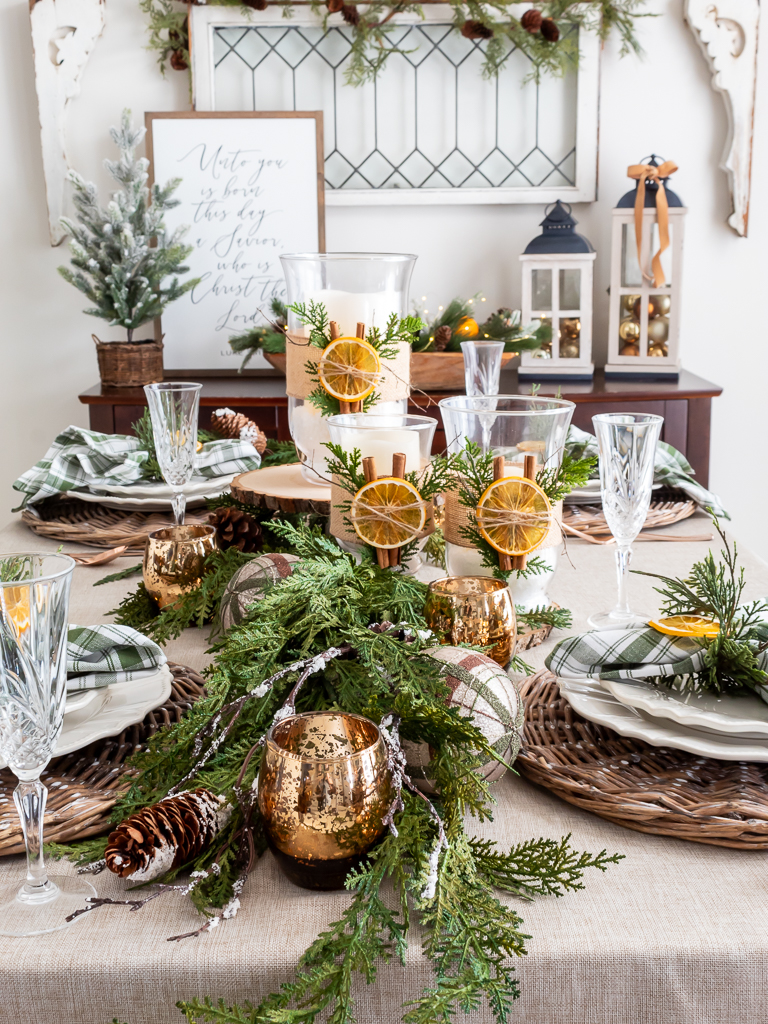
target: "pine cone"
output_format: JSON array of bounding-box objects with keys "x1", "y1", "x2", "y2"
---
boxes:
[
  {"x1": 210, "y1": 506, "x2": 263, "y2": 553},
  {"x1": 520, "y1": 8, "x2": 543, "y2": 33},
  {"x1": 461, "y1": 19, "x2": 494, "y2": 39},
  {"x1": 210, "y1": 408, "x2": 268, "y2": 454},
  {"x1": 540, "y1": 17, "x2": 560, "y2": 41},
  {"x1": 169, "y1": 50, "x2": 188, "y2": 71},
  {"x1": 433, "y1": 325, "x2": 453, "y2": 351},
  {"x1": 105, "y1": 789, "x2": 229, "y2": 882},
  {"x1": 341, "y1": 3, "x2": 360, "y2": 25},
  {"x1": 328, "y1": 0, "x2": 344, "y2": 11}
]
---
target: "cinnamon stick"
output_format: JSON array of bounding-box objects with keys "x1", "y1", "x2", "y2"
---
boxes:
[
  {"x1": 390, "y1": 452, "x2": 407, "y2": 566},
  {"x1": 492, "y1": 456, "x2": 513, "y2": 571},
  {"x1": 348, "y1": 322, "x2": 367, "y2": 414},
  {"x1": 510, "y1": 455, "x2": 538, "y2": 571},
  {"x1": 362, "y1": 456, "x2": 389, "y2": 568}
]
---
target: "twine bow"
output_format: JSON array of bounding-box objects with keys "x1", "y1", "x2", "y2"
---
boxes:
[
  {"x1": 476, "y1": 506, "x2": 553, "y2": 532},
  {"x1": 627, "y1": 160, "x2": 678, "y2": 288},
  {"x1": 350, "y1": 498, "x2": 427, "y2": 542},
  {"x1": 317, "y1": 355, "x2": 382, "y2": 391}
]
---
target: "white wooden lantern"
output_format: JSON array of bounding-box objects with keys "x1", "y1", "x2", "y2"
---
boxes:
[
  {"x1": 605, "y1": 157, "x2": 687, "y2": 378},
  {"x1": 519, "y1": 201, "x2": 596, "y2": 381}
]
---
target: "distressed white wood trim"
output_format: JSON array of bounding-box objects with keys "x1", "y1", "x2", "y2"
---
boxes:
[
  {"x1": 685, "y1": 0, "x2": 760, "y2": 237},
  {"x1": 30, "y1": 0, "x2": 105, "y2": 246},
  {"x1": 190, "y1": 4, "x2": 599, "y2": 205}
]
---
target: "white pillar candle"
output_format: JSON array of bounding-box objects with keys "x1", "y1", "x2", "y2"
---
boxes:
[
  {"x1": 341, "y1": 428, "x2": 421, "y2": 476},
  {"x1": 307, "y1": 289, "x2": 402, "y2": 336}
]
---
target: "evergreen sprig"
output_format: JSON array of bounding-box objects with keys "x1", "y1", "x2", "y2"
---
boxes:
[
  {"x1": 412, "y1": 297, "x2": 548, "y2": 354},
  {"x1": 61, "y1": 521, "x2": 620, "y2": 1024},
  {"x1": 516, "y1": 604, "x2": 573, "y2": 630},
  {"x1": 59, "y1": 109, "x2": 198, "y2": 340},
  {"x1": 634, "y1": 514, "x2": 768, "y2": 695},
  {"x1": 227, "y1": 297, "x2": 288, "y2": 372}
]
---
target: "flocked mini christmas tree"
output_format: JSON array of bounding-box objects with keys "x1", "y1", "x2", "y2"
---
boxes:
[{"x1": 58, "y1": 109, "x2": 197, "y2": 342}]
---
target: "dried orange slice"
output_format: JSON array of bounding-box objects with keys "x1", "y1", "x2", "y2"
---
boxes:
[
  {"x1": 317, "y1": 337, "x2": 381, "y2": 403},
  {"x1": 351, "y1": 478, "x2": 426, "y2": 549},
  {"x1": 3, "y1": 586, "x2": 30, "y2": 635},
  {"x1": 196, "y1": 440, "x2": 204, "y2": 454},
  {"x1": 476, "y1": 476, "x2": 551, "y2": 557},
  {"x1": 648, "y1": 615, "x2": 720, "y2": 638}
]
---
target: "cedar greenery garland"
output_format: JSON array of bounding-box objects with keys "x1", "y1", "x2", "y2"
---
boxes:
[
  {"x1": 60, "y1": 521, "x2": 620, "y2": 1024},
  {"x1": 142, "y1": 0, "x2": 649, "y2": 88},
  {"x1": 412, "y1": 297, "x2": 549, "y2": 354}
]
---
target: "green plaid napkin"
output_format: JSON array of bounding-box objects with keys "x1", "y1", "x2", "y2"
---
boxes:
[
  {"x1": 67, "y1": 624, "x2": 166, "y2": 692},
  {"x1": 545, "y1": 624, "x2": 768, "y2": 700},
  {"x1": 566, "y1": 425, "x2": 728, "y2": 518},
  {"x1": 13, "y1": 426, "x2": 261, "y2": 507}
]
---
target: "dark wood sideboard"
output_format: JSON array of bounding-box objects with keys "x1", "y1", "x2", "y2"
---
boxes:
[{"x1": 79, "y1": 368, "x2": 723, "y2": 488}]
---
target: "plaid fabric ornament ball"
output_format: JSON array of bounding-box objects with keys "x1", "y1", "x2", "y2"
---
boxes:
[
  {"x1": 219, "y1": 553, "x2": 302, "y2": 632},
  {"x1": 403, "y1": 646, "x2": 523, "y2": 792}
]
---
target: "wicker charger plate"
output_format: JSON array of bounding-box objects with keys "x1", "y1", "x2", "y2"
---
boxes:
[
  {"x1": 562, "y1": 496, "x2": 696, "y2": 537},
  {"x1": 0, "y1": 664, "x2": 206, "y2": 856},
  {"x1": 21, "y1": 496, "x2": 211, "y2": 553},
  {"x1": 517, "y1": 670, "x2": 768, "y2": 849}
]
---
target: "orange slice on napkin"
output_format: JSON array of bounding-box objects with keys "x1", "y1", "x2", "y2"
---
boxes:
[
  {"x1": 648, "y1": 615, "x2": 720, "y2": 638},
  {"x1": 475, "y1": 477, "x2": 551, "y2": 557},
  {"x1": 351, "y1": 478, "x2": 426, "y2": 550},
  {"x1": 317, "y1": 337, "x2": 381, "y2": 403}
]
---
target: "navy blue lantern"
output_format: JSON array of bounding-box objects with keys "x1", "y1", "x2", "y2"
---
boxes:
[{"x1": 519, "y1": 201, "x2": 596, "y2": 381}]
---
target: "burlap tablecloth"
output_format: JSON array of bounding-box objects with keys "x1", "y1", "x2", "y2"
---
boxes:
[{"x1": 0, "y1": 514, "x2": 766, "y2": 1024}]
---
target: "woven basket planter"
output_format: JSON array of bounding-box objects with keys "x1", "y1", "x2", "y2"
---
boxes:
[{"x1": 94, "y1": 336, "x2": 164, "y2": 387}]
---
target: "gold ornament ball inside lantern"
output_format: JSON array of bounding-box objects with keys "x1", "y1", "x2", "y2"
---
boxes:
[
  {"x1": 619, "y1": 318, "x2": 641, "y2": 342},
  {"x1": 455, "y1": 316, "x2": 479, "y2": 339},
  {"x1": 560, "y1": 341, "x2": 580, "y2": 358},
  {"x1": 143, "y1": 525, "x2": 217, "y2": 609},
  {"x1": 423, "y1": 576, "x2": 517, "y2": 667},
  {"x1": 648, "y1": 342, "x2": 669, "y2": 358},
  {"x1": 632, "y1": 297, "x2": 655, "y2": 320},
  {"x1": 647, "y1": 315, "x2": 670, "y2": 345},
  {"x1": 650, "y1": 294, "x2": 671, "y2": 317},
  {"x1": 258, "y1": 711, "x2": 393, "y2": 890},
  {"x1": 622, "y1": 294, "x2": 640, "y2": 316},
  {"x1": 620, "y1": 342, "x2": 640, "y2": 357}
]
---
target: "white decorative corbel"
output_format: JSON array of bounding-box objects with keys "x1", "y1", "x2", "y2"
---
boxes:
[
  {"x1": 30, "y1": 0, "x2": 105, "y2": 246},
  {"x1": 685, "y1": 0, "x2": 760, "y2": 237}
]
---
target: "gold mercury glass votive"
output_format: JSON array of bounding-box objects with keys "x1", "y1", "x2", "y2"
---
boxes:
[
  {"x1": 143, "y1": 524, "x2": 217, "y2": 609},
  {"x1": 258, "y1": 711, "x2": 393, "y2": 890},
  {"x1": 424, "y1": 576, "x2": 517, "y2": 666}
]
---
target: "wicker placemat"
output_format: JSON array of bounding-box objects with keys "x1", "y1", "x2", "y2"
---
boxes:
[
  {"x1": 563, "y1": 497, "x2": 696, "y2": 537},
  {"x1": 20, "y1": 496, "x2": 211, "y2": 552},
  {"x1": 0, "y1": 664, "x2": 206, "y2": 855},
  {"x1": 517, "y1": 670, "x2": 768, "y2": 849}
]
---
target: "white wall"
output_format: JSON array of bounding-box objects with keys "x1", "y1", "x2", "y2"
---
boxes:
[{"x1": 1, "y1": 0, "x2": 766, "y2": 556}]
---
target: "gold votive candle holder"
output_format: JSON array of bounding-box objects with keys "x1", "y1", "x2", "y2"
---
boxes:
[
  {"x1": 258, "y1": 711, "x2": 393, "y2": 890},
  {"x1": 143, "y1": 524, "x2": 217, "y2": 609},
  {"x1": 423, "y1": 576, "x2": 517, "y2": 666}
]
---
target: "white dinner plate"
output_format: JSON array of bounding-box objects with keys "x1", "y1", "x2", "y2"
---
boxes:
[
  {"x1": 0, "y1": 665, "x2": 173, "y2": 769},
  {"x1": 558, "y1": 677, "x2": 768, "y2": 761},
  {"x1": 63, "y1": 689, "x2": 101, "y2": 715},
  {"x1": 602, "y1": 678, "x2": 768, "y2": 740},
  {"x1": 68, "y1": 474, "x2": 233, "y2": 511},
  {"x1": 85, "y1": 476, "x2": 231, "y2": 499}
]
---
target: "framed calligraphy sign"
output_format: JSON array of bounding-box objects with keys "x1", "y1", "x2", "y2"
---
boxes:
[{"x1": 145, "y1": 111, "x2": 325, "y2": 372}]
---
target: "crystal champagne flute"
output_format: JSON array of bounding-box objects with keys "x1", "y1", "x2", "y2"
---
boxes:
[
  {"x1": 587, "y1": 413, "x2": 663, "y2": 630},
  {"x1": 0, "y1": 552, "x2": 96, "y2": 936},
  {"x1": 144, "y1": 382, "x2": 203, "y2": 525},
  {"x1": 460, "y1": 340, "x2": 505, "y2": 397}
]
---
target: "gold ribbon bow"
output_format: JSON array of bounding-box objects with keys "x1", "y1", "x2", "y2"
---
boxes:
[{"x1": 627, "y1": 160, "x2": 678, "y2": 288}]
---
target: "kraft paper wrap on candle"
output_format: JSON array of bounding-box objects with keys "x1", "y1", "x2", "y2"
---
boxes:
[
  {"x1": 626, "y1": 159, "x2": 678, "y2": 289},
  {"x1": 330, "y1": 479, "x2": 435, "y2": 545},
  {"x1": 443, "y1": 485, "x2": 563, "y2": 550},
  {"x1": 285, "y1": 334, "x2": 411, "y2": 402}
]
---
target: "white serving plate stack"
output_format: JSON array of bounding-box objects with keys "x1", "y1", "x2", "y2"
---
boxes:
[
  {"x1": 70, "y1": 475, "x2": 234, "y2": 511},
  {"x1": 558, "y1": 674, "x2": 768, "y2": 761}
]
